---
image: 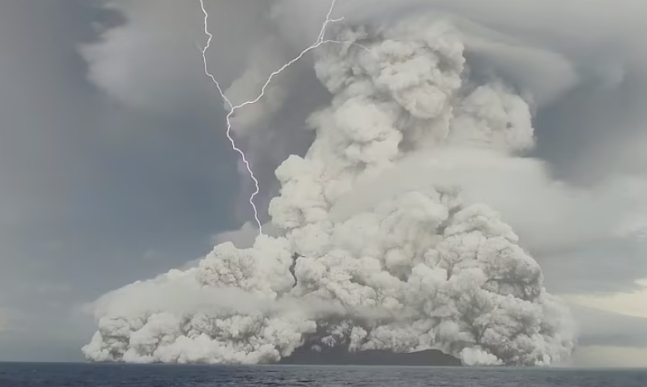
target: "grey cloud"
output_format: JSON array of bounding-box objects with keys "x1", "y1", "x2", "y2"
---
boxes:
[
  {"x1": 81, "y1": 0, "x2": 274, "y2": 113},
  {"x1": 276, "y1": 0, "x2": 647, "y2": 179},
  {"x1": 0, "y1": 0, "x2": 244, "y2": 361}
]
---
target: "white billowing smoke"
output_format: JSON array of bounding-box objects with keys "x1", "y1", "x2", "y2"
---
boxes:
[{"x1": 83, "y1": 14, "x2": 576, "y2": 366}]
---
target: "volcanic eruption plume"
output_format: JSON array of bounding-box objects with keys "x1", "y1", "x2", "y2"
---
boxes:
[{"x1": 82, "y1": 1, "x2": 579, "y2": 366}]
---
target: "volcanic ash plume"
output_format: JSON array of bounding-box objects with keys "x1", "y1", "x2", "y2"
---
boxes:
[{"x1": 83, "y1": 15, "x2": 575, "y2": 366}]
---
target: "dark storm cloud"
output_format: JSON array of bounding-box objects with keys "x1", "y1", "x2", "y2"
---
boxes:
[{"x1": 0, "y1": 0, "x2": 241, "y2": 361}]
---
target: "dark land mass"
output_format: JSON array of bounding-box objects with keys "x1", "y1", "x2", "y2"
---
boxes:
[{"x1": 280, "y1": 347, "x2": 461, "y2": 366}]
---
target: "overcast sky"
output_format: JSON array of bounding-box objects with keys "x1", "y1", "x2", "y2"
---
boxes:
[
  {"x1": 0, "y1": 0, "x2": 241, "y2": 361},
  {"x1": 0, "y1": 0, "x2": 646, "y2": 366}
]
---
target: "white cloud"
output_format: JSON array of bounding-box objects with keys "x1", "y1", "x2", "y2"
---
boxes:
[
  {"x1": 210, "y1": 222, "x2": 260, "y2": 249},
  {"x1": 331, "y1": 149, "x2": 645, "y2": 256}
]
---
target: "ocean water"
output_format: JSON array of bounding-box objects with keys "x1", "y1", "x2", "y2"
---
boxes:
[{"x1": 0, "y1": 363, "x2": 646, "y2": 387}]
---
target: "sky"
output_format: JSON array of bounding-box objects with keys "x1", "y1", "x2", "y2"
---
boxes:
[
  {"x1": 0, "y1": 0, "x2": 646, "y2": 366},
  {"x1": 0, "y1": 0, "x2": 240, "y2": 361}
]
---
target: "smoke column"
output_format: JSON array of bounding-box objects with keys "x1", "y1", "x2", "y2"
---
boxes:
[{"x1": 82, "y1": 3, "x2": 577, "y2": 366}]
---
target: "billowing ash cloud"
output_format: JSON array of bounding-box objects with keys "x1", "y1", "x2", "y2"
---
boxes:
[{"x1": 83, "y1": 13, "x2": 577, "y2": 366}]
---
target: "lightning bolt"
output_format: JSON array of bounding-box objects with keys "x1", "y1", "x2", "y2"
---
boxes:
[{"x1": 198, "y1": 0, "x2": 372, "y2": 236}]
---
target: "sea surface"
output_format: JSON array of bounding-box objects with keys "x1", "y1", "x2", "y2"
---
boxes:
[{"x1": 0, "y1": 363, "x2": 646, "y2": 387}]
